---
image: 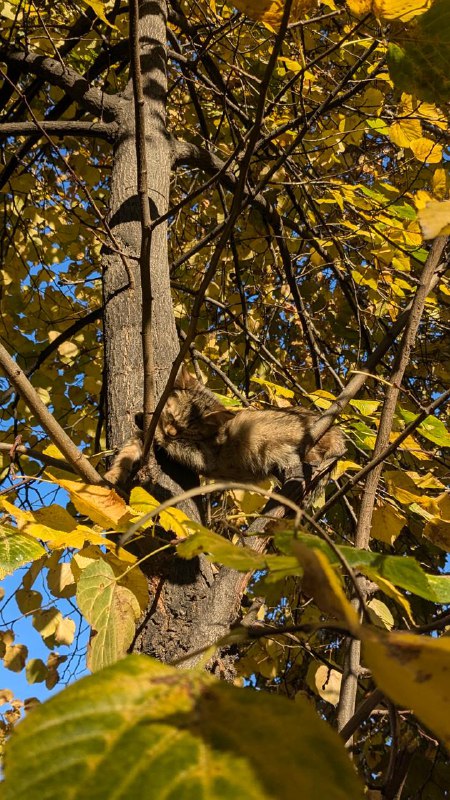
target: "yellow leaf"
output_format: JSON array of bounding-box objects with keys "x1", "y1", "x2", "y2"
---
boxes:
[
  {"x1": 293, "y1": 543, "x2": 359, "y2": 631},
  {"x1": 367, "y1": 598, "x2": 394, "y2": 630},
  {"x1": 360, "y1": 570, "x2": 413, "y2": 622},
  {"x1": 370, "y1": 503, "x2": 407, "y2": 545},
  {"x1": 347, "y1": 0, "x2": 431, "y2": 20},
  {"x1": 384, "y1": 470, "x2": 421, "y2": 504},
  {"x1": 388, "y1": 118, "x2": 421, "y2": 148},
  {"x1": 410, "y1": 137, "x2": 443, "y2": 164},
  {"x1": 0, "y1": 499, "x2": 113, "y2": 550},
  {"x1": 363, "y1": 629, "x2": 450, "y2": 750},
  {"x1": 418, "y1": 199, "x2": 450, "y2": 241},
  {"x1": 227, "y1": 0, "x2": 317, "y2": 26},
  {"x1": 79, "y1": 0, "x2": 116, "y2": 27},
  {"x1": 130, "y1": 486, "x2": 191, "y2": 538},
  {"x1": 314, "y1": 665, "x2": 342, "y2": 706},
  {"x1": 332, "y1": 460, "x2": 360, "y2": 480},
  {"x1": 54, "y1": 616, "x2": 75, "y2": 647},
  {"x1": 251, "y1": 376, "x2": 295, "y2": 399},
  {"x1": 49, "y1": 477, "x2": 132, "y2": 530},
  {"x1": 423, "y1": 518, "x2": 450, "y2": 551},
  {"x1": 3, "y1": 643, "x2": 27, "y2": 672},
  {"x1": 432, "y1": 168, "x2": 448, "y2": 199}
]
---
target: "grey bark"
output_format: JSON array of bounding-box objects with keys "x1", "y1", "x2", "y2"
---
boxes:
[{"x1": 102, "y1": 0, "x2": 245, "y2": 671}]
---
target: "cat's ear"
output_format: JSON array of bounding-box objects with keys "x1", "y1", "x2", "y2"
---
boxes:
[
  {"x1": 203, "y1": 408, "x2": 234, "y2": 428},
  {"x1": 174, "y1": 364, "x2": 197, "y2": 390}
]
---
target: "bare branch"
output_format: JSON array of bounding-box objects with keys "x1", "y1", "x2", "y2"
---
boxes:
[
  {"x1": 0, "y1": 45, "x2": 121, "y2": 121},
  {"x1": 0, "y1": 120, "x2": 118, "y2": 140},
  {"x1": 337, "y1": 236, "x2": 448, "y2": 734},
  {"x1": 0, "y1": 342, "x2": 104, "y2": 485}
]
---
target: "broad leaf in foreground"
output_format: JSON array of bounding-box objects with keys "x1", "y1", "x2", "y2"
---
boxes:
[{"x1": 2, "y1": 655, "x2": 363, "y2": 800}]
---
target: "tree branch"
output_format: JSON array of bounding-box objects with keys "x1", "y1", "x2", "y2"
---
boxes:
[
  {"x1": 0, "y1": 120, "x2": 118, "y2": 140},
  {"x1": 337, "y1": 236, "x2": 448, "y2": 735},
  {"x1": 0, "y1": 45, "x2": 121, "y2": 121},
  {"x1": 0, "y1": 442, "x2": 76, "y2": 474},
  {"x1": 141, "y1": 0, "x2": 294, "y2": 461},
  {"x1": 129, "y1": 0, "x2": 156, "y2": 436},
  {"x1": 0, "y1": 343, "x2": 104, "y2": 485}
]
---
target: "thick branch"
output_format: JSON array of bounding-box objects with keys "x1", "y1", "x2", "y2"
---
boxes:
[
  {"x1": 0, "y1": 121, "x2": 118, "y2": 140},
  {"x1": 0, "y1": 46, "x2": 121, "y2": 121},
  {"x1": 0, "y1": 343, "x2": 103, "y2": 485}
]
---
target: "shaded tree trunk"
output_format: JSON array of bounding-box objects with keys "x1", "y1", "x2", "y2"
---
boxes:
[{"x1": 102, "y1": 0, "x2": 245, "y2": 671}]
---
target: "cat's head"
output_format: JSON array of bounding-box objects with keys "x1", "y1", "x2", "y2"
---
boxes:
[{"x1": 156, "y1": 365, "x2": 233, "y2": 443}]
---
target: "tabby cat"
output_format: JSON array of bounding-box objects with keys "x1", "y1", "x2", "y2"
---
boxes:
[{"x1": 105, "y1": 366, "x2": 345, "y2": 493}]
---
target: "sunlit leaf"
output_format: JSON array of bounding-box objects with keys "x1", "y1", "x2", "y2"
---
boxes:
[
  {"x1": 76, "y1": 560, "x2": 140, "y2": 671},
  {"x1": 0, "y1": 524, "x2": 46, "y2": 580},
  {"x1": 363, "y1": 629, "x2": 450, "y2": 749},
  {"x1": 2, "y1": 655, "x2": 364, "y2": 800}
]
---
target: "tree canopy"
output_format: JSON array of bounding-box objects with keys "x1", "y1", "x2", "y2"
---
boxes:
[{"x1": 0, "y1": 0, "x2": 450, "y2": 797}]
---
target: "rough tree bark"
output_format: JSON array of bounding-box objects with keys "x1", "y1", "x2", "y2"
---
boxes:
[{"x1": 102, "y1": 0, "x2": 248, "y2": 671}]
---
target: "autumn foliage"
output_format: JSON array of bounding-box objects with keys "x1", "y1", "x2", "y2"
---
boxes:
[{"x1": 0, "y1": 0, "x2": 450, "y2": 797}]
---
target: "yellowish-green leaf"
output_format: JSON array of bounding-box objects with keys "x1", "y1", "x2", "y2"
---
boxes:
[
  {"x1": 349, "y1": 399, "x2": 381, "y2": 415},
  {"x1": 26, "y1": 658, "x2": 48, "y2": 684},
  {"x1": 0, "y1": 524, "x2": 46, "y2": 579},
  {"x1": 177, "y1": 522, "x2": 268, "y2": 571},
  {"x1": 251, "y1": 376, "x2": 294, "y2": 399},
  {"x1": 2, "y1": 655, "x2": 364, "y2": 800},
  {"x1": 76, "y1": 560, "x2": 140, "y2": 672},
  {"x1": 367, "y1": 598, "x2": 395, "y2": 630}
]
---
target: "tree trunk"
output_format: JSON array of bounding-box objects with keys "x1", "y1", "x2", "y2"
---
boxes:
[{"x1": 102, "y1": 0, "x2": 245, "y2": 671}]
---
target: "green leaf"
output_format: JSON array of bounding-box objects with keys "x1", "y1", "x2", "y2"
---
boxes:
[
  {"x1": 417, "y1": 415, "x2": 450, "y2": 447},
  {"x1": 76, "y1": 560, "x2": 140, "y2": 672},
  {"x1": 2, "y1": 655, "x2": 364, "y2": 800},
  {"x1": 349, "y1": 399, "x2": 381, "y2": 416},
  {"x1": 0, "y1": 524, "x2": 46, "y2": 579},
  {"x1": 274, "y1": 531, "x2": 450, "y2": 604},
  {"x1": 177, "y1": 522, "x2": 268, "y2": 570}
]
